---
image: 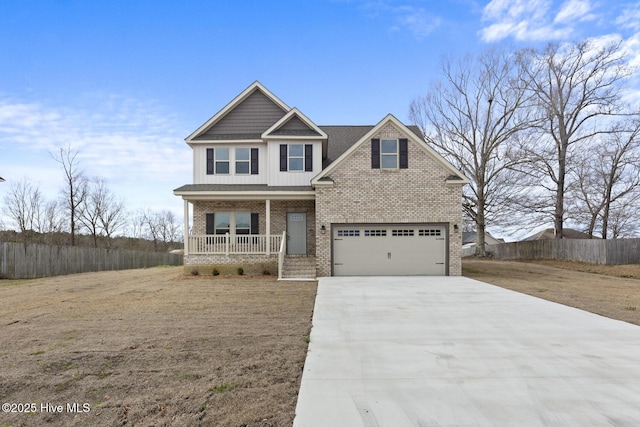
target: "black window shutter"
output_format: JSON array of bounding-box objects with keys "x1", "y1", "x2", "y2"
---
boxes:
[
  {"x1": 304, "y1": 144, "x2": 313, "y2": 172},
  {"x1": 250, "y1": 213, "x2": 259, "y2": 235},
  {"x1": 280, "y1": 144, "x2": 288, "y2": 171},
  {"x1": 206, "y1": 148, "x2": 214, "y2": 175},
  {"x1": 206, "y1": 213, "x2": 215, "y2": 234},
  {"x1": 371, "y1": 139, "x2": 380, "y2": 169},
  {"x1": 399, "y1": 138, "x2": 408, "y2": 169},
  {"x1": 250, "y1": 148, "x2": 259, "y2": 175}
]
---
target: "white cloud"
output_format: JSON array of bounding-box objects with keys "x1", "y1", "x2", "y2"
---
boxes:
[
  {"x1": 391, "y1": 6, "x2": 442, "y2": 39},
  {"x1": 615, "y1": 2, "x2": 640, "y2": 32},
  {"x1": 356, "y1": 1, "x2": 442, "y2": 39},
  {"x1": 480, "y1": 0, "x2": 595, "y2": 42},
  {"x1": 0, "y1": 95, "x2": 191, "y2": 221},
  {"x1": 554, "y1": 0, "x2": 595, "y2": 24}
]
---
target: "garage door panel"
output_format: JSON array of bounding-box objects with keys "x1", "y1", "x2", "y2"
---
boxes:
[{"x1": 333, "y1": 224, "x2": 447, "y2": 276}]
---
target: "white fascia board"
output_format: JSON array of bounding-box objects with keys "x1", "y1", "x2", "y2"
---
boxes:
[
  {"x1": 187, "y1": 139, "x2": 263, "y2": 147},
  {"x1": 185, "y1": 81, "x2": 291, "y2": 143},
  {"x1": 262, "y1": 108, "x2": 328, "y2": 140},
  {"x1": 311, "y1": 180, "x2": 334, "y2": 188},
  {"x1": 174, "y1": 191, "x2": 316, "y2": 201},
  {"x1": 445, "y1": 179, "x2": 469, "y2": 185}
]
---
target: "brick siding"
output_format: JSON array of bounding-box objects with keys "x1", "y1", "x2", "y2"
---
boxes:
[
  {"x1": 315, "y1": 122, "x2": 464, "y2": 276},
  {"x1": 187, "y1": 200, "x2": 315, "y2": 270}
]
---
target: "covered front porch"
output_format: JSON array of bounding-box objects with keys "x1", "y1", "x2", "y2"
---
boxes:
[{"x1": 176, "y1": 186, "x2": 316, "y2": 264}]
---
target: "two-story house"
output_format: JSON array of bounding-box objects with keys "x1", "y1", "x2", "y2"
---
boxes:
[{"x1": 174, "y1": 81, "x2": 468, "y2": 278}]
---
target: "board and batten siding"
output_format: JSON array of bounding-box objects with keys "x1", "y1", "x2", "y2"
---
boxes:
[
  {"x1": 200, "y1": 89, "x2": 287, "y2": 137},
  {"x1": 267, "y1": 140, "x2": 323, "y2": 186},
  {"x1": 193, "y1": 144, "x2": 268, "y2": 185}
]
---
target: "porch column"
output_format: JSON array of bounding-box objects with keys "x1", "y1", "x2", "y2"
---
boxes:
[
  {"x1": 183, "y1": 200, "x2": 189, "y2": 255},
  {"x1": 266, "y1": 199, "x2": 271, "y2": 255}
]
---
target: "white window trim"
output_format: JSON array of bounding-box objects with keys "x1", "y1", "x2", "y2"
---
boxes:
[
  {"x1": 215, "y1": 212, "x2": 252, "y2": 235},
  {"x1": 381, "y1": 139, "x2": 398, "y2": 169},
  {"x1": 288, "y1": 144, "x2": 305, "y2": 172},
  {"x1": 235, "y1": 148, "x2": 251, "y2": 175},
  {"x1": 215, "y1": 148, "x2": 230, "y2": 175}
]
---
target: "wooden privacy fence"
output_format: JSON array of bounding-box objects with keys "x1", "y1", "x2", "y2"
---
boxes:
[
  {"x1": 483, "y1": 238, "x2": 640, "y2": 265},
  {"x1": 0, "y1": 242, "x2": 183, "y2": 279}
]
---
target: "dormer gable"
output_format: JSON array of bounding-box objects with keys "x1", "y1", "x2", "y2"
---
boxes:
[
  {"x1": 186, "y1": 81, "x2": 290, "y2": 144},
  {"x1": 262, "y1": 108, "x2": 328, "y2": 140}
]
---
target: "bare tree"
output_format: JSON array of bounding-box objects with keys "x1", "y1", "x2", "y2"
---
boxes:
[
  {"x1": 35, "y1": 199, "x2": 65, "y2": 235},
  {"x1": 515, "y1": 39, "x2": 632, "y2": 238},
  {"x1": 137, "y1": 209, "x2": 181, "y2": 251},
  {"x1": 78, "y1": 178, "x2": 104, "y2": 247},
  {"x1": 141, "y1": 209, "x2": 162, "y2": 251},
  {"x1": 51, "y1": 146, "x2": 88, "y2": 246},
  {"x1": 572, "y1": 119, "x2": 640, "y2": 238},
  {"x1": 607, "y1": 192, "x2": 640, "y2": 238},
  {"x1": 98, "y1": 187, "x2": 127, "y2": 247},
  {"x1": 2, "y1": 178, "x2": 43, "y2": 234},
  {"x1": 157, "y1": 209, "x2": 181, "y2": 246},
  {"x1": 410, "y1": 48, "x2": 535, "y2": 255}
]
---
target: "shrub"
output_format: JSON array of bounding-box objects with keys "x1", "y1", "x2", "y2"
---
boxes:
[
  {"x1": 212, "y1": 268, "x2": 220, "y2": 276},
  {"x1": 190, "y1": 269, "x2": 199, "y2": 276},
  {"x1": 237, "y1": 267, "x2": 244, "y2": 276}
]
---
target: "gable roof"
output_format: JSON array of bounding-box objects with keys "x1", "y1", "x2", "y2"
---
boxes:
[
  {"x1": 318, "y1": 124, "x2": 424, "y2": 167},
  {"x1": 522, "y1": 228, "x2": 597, "y2": 241},
  {"x1": 186, "y1": 81, "x2": 290, "y2": 144},
  {"x1": 262, "y1": 108, "x2": 328, "y2": 140},
  {"x1": 312, "y1": 114, "x2": 469, "y2": 186}
]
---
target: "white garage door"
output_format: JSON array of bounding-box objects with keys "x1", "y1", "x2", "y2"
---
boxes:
[{"x1": 332, "y1": 224, "x2": 447, "y2": 276}]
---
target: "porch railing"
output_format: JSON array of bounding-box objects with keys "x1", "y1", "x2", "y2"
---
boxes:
[
  {"x1": 278, "y1": 230, "x2": 287, "y2": 280},
  {"x1": 188, "y1": 234, "x2": 282, "y2": 255}
]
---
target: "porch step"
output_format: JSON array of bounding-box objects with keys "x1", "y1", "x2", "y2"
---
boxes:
[{"x1": 282, "y1": 256, "x2": 316, "y2": 280}]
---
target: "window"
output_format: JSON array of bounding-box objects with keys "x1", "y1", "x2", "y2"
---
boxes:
[
  {"x1": 337, "y1": 229, "x2": 360, "y2": 237},
  {"x1": 289, "y1": 144, "x2": 304, "y2": 171},
  {"x1": 206, "y1": 213, "x2": 259, "y2": 235},
  {"x1": 371, "y1": 138, "x2": 408, "y2": 169},
  {"x1": 392, "y1": 229, "x2": 414, "y2": 236},
  {"x1": 235, "y1": 213, "x2": 251, "y2": 235},
  {"x1": 215, "y1": 148, "x2": 230, "y2": 174},
  {"x1": 364, "y1": 229, "x2": 387, "y2": 237},
  {"x1": 381, "y1": 139, "x2": 398, "y2": 169},
  {"x1": 419, "y1": 229, "x2": 442, "y2": 236},
  {"x1": 280, "y1": 144, "x2": 313, "y2": 172},
  {"x1": 214, "y1": 213, "x2": 230, "y2": 235},
  {"x1": 236, "y1": 148, "x2": 250, "y2": 174}
]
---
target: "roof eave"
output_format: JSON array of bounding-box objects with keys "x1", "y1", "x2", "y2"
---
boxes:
[
  {"x1": 186, "y1": 139, "x2": 264, "y2": 146},
  {"x1": 174, "y1": 190, "x2": 316, "y2": 201}
]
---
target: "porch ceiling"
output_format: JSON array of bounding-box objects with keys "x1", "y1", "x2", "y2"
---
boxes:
[{"x1": 173, "y1": 184, "x2": 315, "y2": 200}]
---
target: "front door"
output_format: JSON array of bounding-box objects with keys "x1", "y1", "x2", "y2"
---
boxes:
[{"x1": 287, "y1": 212, "x2": 307, "y2": 255}]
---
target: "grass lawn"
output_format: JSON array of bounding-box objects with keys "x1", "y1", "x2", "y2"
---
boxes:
[
  {"x1": 0, "y1": 267, "x2": 317, "y2": 426},
  {"x1": 463, "y1": 258, "x2": 640, "y2": 326}
]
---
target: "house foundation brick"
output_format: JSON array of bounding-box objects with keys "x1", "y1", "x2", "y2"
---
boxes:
[{"x1": 184, "y1": 253, "x2": 278, "y2": 276}]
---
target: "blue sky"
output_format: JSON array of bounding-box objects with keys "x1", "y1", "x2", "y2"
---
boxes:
[{"x1": 1, "y1": 0, "x2": 640, "y2": 236}]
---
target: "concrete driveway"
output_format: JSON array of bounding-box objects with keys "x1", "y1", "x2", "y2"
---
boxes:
[{"x1": 294, "y1": 276, "x2": 640, "y2": 426}]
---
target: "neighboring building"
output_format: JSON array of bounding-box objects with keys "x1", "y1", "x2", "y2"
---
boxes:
[
  {"x1": 522, "y1": 228, "x2": 597, "y2": 241},
  {"x1": 462, "y1": 231, "x2": 504, "y2": 248},
  {"x1": 174, "y1": 82, "x2": 468, "y2": 278}
]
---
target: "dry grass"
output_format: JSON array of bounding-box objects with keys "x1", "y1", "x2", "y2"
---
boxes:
[
  {"x1": 0, "y1": 267, "x2": 317, "y2": 426},
  {"x1": 463, "y1": 258, "x2": 640, "y2": 326}
]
